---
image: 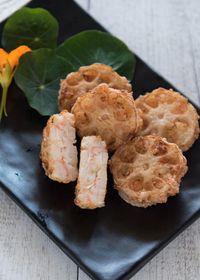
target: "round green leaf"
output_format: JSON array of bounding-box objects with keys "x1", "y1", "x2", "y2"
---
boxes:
[
  {"x1": 56, "y1": 30, "x2": 136, "y2": 81},
  {"x1": 14, "y1": 48, "x2": 73, "y2": 116},
  {"x1": 2, "y1": 7, "x2": 59, "y2": 51}
]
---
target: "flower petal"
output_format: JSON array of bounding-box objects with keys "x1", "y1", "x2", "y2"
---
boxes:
[
  {"x1": 0, "y1": 48, "x2": 8, "y2": 69},
  {"x1": 8, "y1": 45, "x2": 31, "y2": 70}
]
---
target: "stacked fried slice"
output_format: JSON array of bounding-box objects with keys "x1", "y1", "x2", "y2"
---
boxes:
[
  {"x1": 72, "y1": 83, "x2": 142, "y2": 151},
  {"x1": 109, "y1": 135, "x2": 188, "y2": 207},
  {"x1": 136, "y1": 88, "x2": 199, "y2": 151},
  {"x1": 40, "y1": 63, "x2": 200, "y2": 209},
  {"x1": 59, "y1": 63, "x2": 132, "y2": 111}
]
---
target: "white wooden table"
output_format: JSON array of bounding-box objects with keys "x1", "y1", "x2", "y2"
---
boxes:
[{"x1": 1, "y1": 0, "x2": 200, "y2": 279}]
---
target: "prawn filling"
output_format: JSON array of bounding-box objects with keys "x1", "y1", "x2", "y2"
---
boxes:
[
  {"x1": 72, "y1": 83, "x2": 142, "y2": 151},
  {"x1": 75, "y1": 136, "x2": 108, "y2": 209},
  {"x1": 40, "y1": 110, "x2": 78, "y2": 183},
  {"x1": 58, "y1": 63, "x2": 132, "y2": 111},
  {"x1": 109, "y1": 135, "x2": 188, "y2": 208},
  {"x1": 136, "y1": 88, "x2": 200, "y2": 151}
]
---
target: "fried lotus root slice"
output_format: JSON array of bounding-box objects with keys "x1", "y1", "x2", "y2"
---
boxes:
[
  {"x1": 58, "y1": 63, "x2": 132, "y2": 111},
  {"x1": 72, "y1": 83, "x2": 142, "y2": 151},
  {"x1": 135, "y1": 87, "x2": 200, "y2": 151},
  {"x1": 41, "y1": 110, "x2": 78, "y2": 183},
  {"x1": 75, "y1": 136, "x2": 108, "y2": 209},
  {"x1": 109, "y1": 135, "x2": 188, "y2": 208}
]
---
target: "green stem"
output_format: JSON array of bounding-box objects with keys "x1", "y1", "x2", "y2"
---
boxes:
[{"x1": 0, "y1": 86, "x2": 8, "y2": 121}]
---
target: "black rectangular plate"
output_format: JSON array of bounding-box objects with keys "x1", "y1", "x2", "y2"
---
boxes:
[{"x1": 0, "y1": 1, "x2": 200, "y2": 280}]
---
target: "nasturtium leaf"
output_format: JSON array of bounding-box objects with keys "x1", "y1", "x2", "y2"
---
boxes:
[
  {"x1": 56, "y1": 30, "x2": 136, "y2": 81},
  {"x1": 2, "y1": 7, "x2": 59, "y2": 51},
  {"x1": 14, "y1": 48, "x2": 73, "y2": 116}
]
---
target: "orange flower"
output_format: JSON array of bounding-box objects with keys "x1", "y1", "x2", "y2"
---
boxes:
[{"x1": 0, "y1": 45, "x2": 31, "y2": 120}]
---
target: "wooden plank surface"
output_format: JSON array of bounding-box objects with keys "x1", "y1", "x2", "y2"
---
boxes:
[
  {"x1": 1, "y1": 0, "x2": 200, "y2": 279},
  {"x1": 0, "y1": 0, "x2": 29, "y2": 21}
]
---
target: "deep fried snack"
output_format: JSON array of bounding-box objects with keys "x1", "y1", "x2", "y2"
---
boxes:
[
  {"x1": 72, "y1": 83, "x2": 142, "y2": 151},
  {"x1": 75, "y1": 136, "x2": 108, "y2": 209},
  {"x1": 58, "y1": 63, "x2": 132, "y2": 111},
  {"x1": 41, "y1": 110, "x2": 78, "y2": 183},
  {"x1": 109, "y1": 135, "x2": 188, "y2": 207},
  {"x1": 135, "y1": 88, "x2": 199, "y2": 151}
]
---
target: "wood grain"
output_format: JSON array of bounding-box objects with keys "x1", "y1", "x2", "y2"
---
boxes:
[
  {"x1": 0, "y1": 0, "x2": 29, "y2": 22},
  {"x1": 1, "y1": 0, "x2": 200, "y2": 279},
  {"x1": 0, "y1": 189, "x2": 77, "y2": 280}
]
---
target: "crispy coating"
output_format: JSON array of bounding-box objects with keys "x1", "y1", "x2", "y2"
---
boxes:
[
  {"x1": 136, "y1": 88, "x2": 200, "y2": 151},
  {"x1": 109, "y1": 135, "x2": 188, "y2": 208},
  {"x1": 41, "y1": 110, "x2": 78, "y2": 183},
  {"x1": 72, "y1": 83, "x2": 142, "y2": 151},
  {"x1": 75, "y1": 136, "x2": 108, "y2": 209},
  {"x1": 58, "y1": 63, "x2": 132, "y2": 111}
]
